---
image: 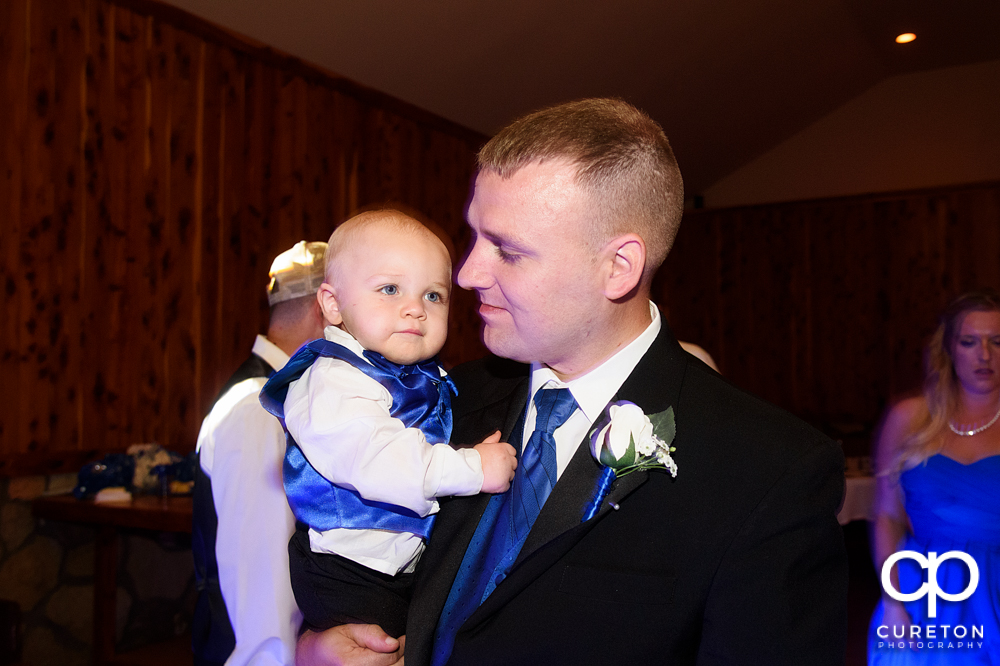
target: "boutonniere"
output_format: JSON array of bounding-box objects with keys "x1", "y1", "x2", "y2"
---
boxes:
[{"x1": 581, "y1": 401, "x2": 677, "y2": 521}]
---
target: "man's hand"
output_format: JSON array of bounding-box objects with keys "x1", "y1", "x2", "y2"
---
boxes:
[
  {"x1": 296, "y1": 625, "x2": 405, "y2": 666},
  {"x1": 474, "y1": 430, "x2": 517, "y2": 493}
]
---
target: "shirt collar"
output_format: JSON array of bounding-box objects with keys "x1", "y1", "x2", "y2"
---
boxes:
[
  {"x1": 253, "y1": 334, "x2": 291, "y2": 372},
  {"x1": 529, "y1": 302, "x2": 661, "y2": 422},
  {"x1": 323, "y1": 325, "x2": 368, "y2": 358}
]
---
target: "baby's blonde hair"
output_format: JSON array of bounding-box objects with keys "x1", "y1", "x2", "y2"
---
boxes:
[{"x1": 324, "y1": 209, "x2": 451, "y2": 287}]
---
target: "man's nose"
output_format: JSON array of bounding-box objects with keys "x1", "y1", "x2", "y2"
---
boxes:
[{"x1": 457, "y1": 243, "x2": 489, "y2": 290}]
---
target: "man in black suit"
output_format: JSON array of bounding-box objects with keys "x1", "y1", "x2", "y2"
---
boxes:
[{"x1": 299, "y1": 99, "x2": 847, "y2": 665}]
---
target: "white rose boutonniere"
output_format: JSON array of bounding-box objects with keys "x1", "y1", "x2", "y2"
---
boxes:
[{"x1": 581, "y1": 401, "x2": 677, "y2": 521}]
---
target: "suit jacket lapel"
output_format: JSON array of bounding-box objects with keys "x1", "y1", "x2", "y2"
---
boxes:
[
  {"x1": 465, "y1": 440, "x2": 650, "y2": 627},
  {"x1": 464, "y1": 323, "x2": 690, "y2": 629},
  {"x1": 588, "y1": 323, "x2": 688, "y2": 515},
  {"x1": 518, "y1": 433, "x2": 605, "y2": 560},
  {"x1": 525, "y1": 322, "x2": 687, "y2": 554}
]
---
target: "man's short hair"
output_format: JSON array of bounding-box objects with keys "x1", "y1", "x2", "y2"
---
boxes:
[
  {"x1": 478, "y1": 98, "x2": 684, "y2": 281},
  {"x1": 269, "y1": 292, "x2": 318, "y2": 329}
]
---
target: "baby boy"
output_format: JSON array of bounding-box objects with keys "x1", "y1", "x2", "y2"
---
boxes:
[{"x1": 260, "y1": 209, "x2": 516, "y2": 637}]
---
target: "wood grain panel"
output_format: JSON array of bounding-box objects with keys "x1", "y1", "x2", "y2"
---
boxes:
[
  {"x1": 80, "y1": 0, "x2": 120, "y2": 449},
  {"x1": 216, "y1": 48, "x2": 251, "y2": 390},
  {"x1": 19, "y1": 0, "x2": 50, "y2": 456},
  {"x1": 300, "y1": 82, "x2": 330, "y2": 243},
  {"x1": 197, "y1": 39, "x2": 223, "y2": 412},
  {"x1": 657, "y1": 181, "x2": 1000, "y2": 446},
  {"x1": 1, "y1": 0, "x2": 484, "y2": 475},
  {"x1": 161, "y1": 23, "x2": 203, "y2": 449},
  {"x1": 238, "y1": 57, "x2": 272, "y2": 342},
  {"x1": 13, "y1": 0, "x2": 996, "y2": 475},
  {"x1": 0, "y1": 0, "x2": 29, "y2": 470},
  {"x1": 24, "y1": 0, "x2": 54, "y2": 450},
  {"x1": 123, "y1": 9, "x2": 161, "y2": 447},
  {"x1": 104, "y1": 2, "x2": 148, "y2": 447},
  {"x1": 331, "y1": 90, "x2": 363, "y2": 221}
]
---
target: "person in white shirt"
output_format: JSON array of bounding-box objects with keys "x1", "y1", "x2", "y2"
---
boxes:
[
  {"x1": 193, "y1": 241, "x2": 327, "y2": 666},
  {"x1": 259, "y1": 210, "x2": 516, "y2": 638}
]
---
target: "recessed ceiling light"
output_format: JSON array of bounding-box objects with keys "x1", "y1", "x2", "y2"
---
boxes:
[{"x1": 896, "y1": 33, "x2": 916, "y2": 44}]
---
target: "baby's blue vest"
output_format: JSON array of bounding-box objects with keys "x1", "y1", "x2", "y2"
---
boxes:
[{"x1": 259, "y1": 338, "x2": 456, "y2": 538}]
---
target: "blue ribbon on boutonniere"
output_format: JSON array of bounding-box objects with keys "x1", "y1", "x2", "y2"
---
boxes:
[{"x1": 581, "y1": 401, "x2": 678, "y2": 522}]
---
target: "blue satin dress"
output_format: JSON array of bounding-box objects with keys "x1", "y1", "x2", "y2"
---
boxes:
[{"x1": 868, "y1": 454, "x2": 1000, "y2": 665}]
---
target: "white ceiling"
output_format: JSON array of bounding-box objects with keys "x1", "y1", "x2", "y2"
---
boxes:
[{"x1": 162, "y1": 0, "x2": 1000, "y2": 195}]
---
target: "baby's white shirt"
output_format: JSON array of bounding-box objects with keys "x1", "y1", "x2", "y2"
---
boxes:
[{"x1": 283, "y1": 326, "x2": 483, "y2": 575}]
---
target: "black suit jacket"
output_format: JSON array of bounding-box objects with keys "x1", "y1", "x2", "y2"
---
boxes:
[{"x1": 406, "y1": 325, "x2": 848, "y2": 665}]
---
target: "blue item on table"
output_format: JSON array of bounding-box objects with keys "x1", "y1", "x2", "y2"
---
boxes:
[{"x1": 72, "y1": 453, "x2": 136, "y2": 499}]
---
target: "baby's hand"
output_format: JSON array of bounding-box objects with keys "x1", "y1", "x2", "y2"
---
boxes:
[{"x1": 474, "y1": 431, "x2": 517, "y2": 493}]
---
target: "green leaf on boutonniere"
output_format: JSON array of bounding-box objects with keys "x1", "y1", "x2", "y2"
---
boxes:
[
  {"x1": 647, "y1": 406, "x2": 676, "y2": 445},
  {"x1": 623, "y1": 434, "x2": 637, "y2": 467}
]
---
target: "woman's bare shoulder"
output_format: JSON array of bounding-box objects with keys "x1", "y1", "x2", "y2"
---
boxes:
[
  {"x1": 888, "y1": 396, "x2": 926, "y2": 423},
  {"x1": 878, "y1": 396, "x2": 927, "y2": 454}
]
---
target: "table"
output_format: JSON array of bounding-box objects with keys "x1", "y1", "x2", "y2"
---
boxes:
[
  {"x1": 32, "y1": 477, "x2": 875, "y2": 663},
  {"x1": 33, "y1": 494, "x2": 193, "y2": 666}
]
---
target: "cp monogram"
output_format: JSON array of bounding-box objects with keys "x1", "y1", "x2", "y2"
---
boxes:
[{"x1": 881, "y1": 550, "x2": 980, "y2": 618}]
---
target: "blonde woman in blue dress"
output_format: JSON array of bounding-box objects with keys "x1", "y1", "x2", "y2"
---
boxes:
[{"x1": 869, "y1": 289, "x2": 1000, "y2": 665}]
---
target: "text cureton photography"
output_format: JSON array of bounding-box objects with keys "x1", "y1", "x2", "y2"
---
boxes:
[
  {"x1": 875, "y1": 623, "x2": 984, "y2": 651},
  {"x1": 874, "y1": 549, "x2": 987, "y2": 654}
]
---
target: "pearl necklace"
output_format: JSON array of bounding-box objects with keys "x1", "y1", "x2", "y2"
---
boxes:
[{"x1": 949, "y1": 401, "x2": 1000, "y2": 437}]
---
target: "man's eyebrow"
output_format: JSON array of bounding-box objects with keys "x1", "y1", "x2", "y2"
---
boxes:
[{"x1": 479, "y1": 227, "x2": 526, "y2": 251}]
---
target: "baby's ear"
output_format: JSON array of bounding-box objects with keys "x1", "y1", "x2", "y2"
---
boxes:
[{"x1": 317, "y1": 283, "x2": 343, "y2": 326}]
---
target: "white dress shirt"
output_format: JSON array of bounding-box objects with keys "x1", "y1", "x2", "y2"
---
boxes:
[
  {"x1": 524, "y1": 303, "x2": 662, "y2": 477},
  {"x1": 196, "y1": 335, "x2": 301, "y2": 666},
  {"x1": 283, "y1": 326, "x2": 484, "y2": 575}
]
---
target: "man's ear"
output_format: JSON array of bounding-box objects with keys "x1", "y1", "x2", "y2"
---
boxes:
[
  {"x1": 602, "y1": 233, "x2": 646, "y2": 300},
  {"x1": 317, "y1": 283, "x2": 343, "y2": 326}
]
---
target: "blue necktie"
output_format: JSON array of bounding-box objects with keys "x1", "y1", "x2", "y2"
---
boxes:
[
  {"x1": 430, "y1": 386, "x2": 577, "y2": 666},
  {"x1": 510, "y1": 386, "x2": 577, "y2": 546}
]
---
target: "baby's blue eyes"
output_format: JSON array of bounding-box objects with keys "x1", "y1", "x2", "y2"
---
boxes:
[{"x1": 378, "y1": 285, "x2": 445, "y2": 303}]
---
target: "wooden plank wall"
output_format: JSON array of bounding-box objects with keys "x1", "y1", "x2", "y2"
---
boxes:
[
  {"x1": 656, "y1": 181, "x2": 1000, "y2": 444},
  {"x1": 0, "y1": 0, "x2": 487, "y2": 475},
  {"x1": 4, "y1": 0, "x2": 999, "y2": 475}
]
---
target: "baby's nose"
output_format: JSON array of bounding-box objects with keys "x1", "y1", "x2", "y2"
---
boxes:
[{"x1": 402, "y1": 296, "x2": 426, "y2": 317}]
